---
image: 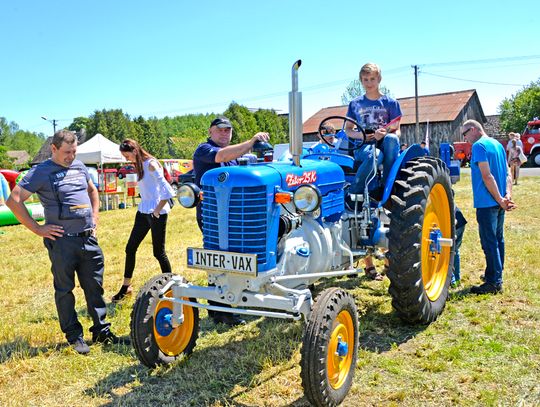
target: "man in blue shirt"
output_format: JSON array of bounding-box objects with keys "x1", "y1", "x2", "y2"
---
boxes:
[
  {"x1": 193, "y1": 117, "x2": 269, "y2": 326},
  {"x1": 7, "y1": 130, "x2": 127, "y2": 353},
  {"x1": 462, "y1": 120, "x2": 516, "y2": 294}
]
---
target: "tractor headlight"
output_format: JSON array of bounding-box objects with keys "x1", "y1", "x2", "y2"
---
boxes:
[
  {"x1": 293, "y1": 185, "x2": 321, "y2": 212},
  {"x1": 177, "y1": 183, "x2": 200, "y2": 208}
]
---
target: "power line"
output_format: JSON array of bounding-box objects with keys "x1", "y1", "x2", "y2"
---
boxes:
[
  {"x1": 420, "y1": 54, "x2": 540, "y2": 68},
  {"x1": 421, "y1": 71, "x2": 523, "y2": 86}
]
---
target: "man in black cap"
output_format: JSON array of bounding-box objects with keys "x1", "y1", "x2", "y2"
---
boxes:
[{"x1": 192, "y1": 116, "x2": 269, "y2": 326}]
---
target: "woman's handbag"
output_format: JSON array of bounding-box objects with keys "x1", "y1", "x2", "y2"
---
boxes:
[{"x1": 518, "y1": 150, "x2": 527, "y2": 164}]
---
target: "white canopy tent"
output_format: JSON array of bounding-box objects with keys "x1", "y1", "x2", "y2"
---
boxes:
[
  {"x1": 76, "y1": 133, "x2": 127, "y2": 210},
  {"x1": 76, "y1": 133, "x2": 126, "y2": 165}
]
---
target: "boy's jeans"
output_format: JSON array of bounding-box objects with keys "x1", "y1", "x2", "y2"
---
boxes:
[{"x1": 350, "y1": 133, "x2": 399, "y2": 194}]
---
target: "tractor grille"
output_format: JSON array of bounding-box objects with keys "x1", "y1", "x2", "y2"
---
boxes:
[{"x1": 202, "y1": 185, "x2": 268, "y2": 264}]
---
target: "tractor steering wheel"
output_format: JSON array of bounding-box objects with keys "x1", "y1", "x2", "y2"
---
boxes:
[{"x1": 317, "y1": 116, "x2": 366, "y2": 153}]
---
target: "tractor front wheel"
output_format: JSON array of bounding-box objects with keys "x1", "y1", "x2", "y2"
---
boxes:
[
  {"x1": 130, "y1": 273, "x2": 199, "y2": 367},
  {"x1": 387, "y1": 157, "x2": 455, "y2": 324},
  {"x1": 300, "y1": 288, "x2": 358, "y2": 407}
]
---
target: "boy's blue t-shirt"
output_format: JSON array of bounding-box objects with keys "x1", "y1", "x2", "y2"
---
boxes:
[
  {"x1": 346, "y1": 94, "x2": 402, "y2": 130},
  {"x1": 470, "y1": 136, "x2": 508, "y2": 208}
]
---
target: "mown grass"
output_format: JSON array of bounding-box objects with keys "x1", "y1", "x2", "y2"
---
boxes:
[{"x1": 0, "y1": 174, "x2": 539, "y2": 406}]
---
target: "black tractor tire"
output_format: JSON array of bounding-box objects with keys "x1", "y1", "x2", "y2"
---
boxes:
[
  {"x1": 387, "y1": 157, "x2": 455, "y2": 324},
  {"x1": 130, "y1": 273, "x2": 199, "y2": 367},
  {"x1": 300, "y1": 288, "x2": 358, "y2": 407},
  {"x1": 529, "y1": 150, "x2": 540, "y2": 167}
]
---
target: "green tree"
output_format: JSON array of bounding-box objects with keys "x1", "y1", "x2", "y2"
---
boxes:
[
  {"x1": 0, "y1": 117, "x2": 10, "y2": 145},
  {"x1": 6, "y1": 130, "x2": 45, "y2": 157},
  {"x1": 155, "y1": 113, "x2": 212, "y2": 159},
  {"x1": 223, "y1": 102, "x2": 258, "y2": 144},
  {"x1": 68, "y1": 116, "x2": 91, "y2": 132},
  {"x1": 0, "y1": 146, "x2": 14, "y2": 168},
  {"x1": 86, "y1": 109, "x2": 136, "y2": 143},
  {"x1": 499, "y1": 79, "x2": 540, "y2": 133},
  {"x1": 253, "y1": 108, "x2": 289, "y2": 145},
  {"x1": 132, "y1": 116, "x2": 169, "y2": 158},
  {"x1": 341, "y1": 79, "x2": 392, "y2": 105}
]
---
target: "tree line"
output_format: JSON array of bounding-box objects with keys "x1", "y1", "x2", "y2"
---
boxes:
[
  {"x1": 67, "y1": 102, "x2": 289, "y2": 160},
  {"x1": 0, "y1": 118, "x2": 47, "y2": 169},
  {"x1": 0, "y1": 102, "x2": 288, "y2": 169}
]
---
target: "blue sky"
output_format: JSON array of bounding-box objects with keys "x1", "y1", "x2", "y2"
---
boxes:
[{"x1": 1, "y1": 0, "x2": 538, "y2": 136}]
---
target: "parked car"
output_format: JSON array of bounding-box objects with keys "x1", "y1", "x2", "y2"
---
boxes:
[
  {"x1": 178, "y1": 169, "x2": 195, "y2": 185},
  {"x1": 161, "y1": 159, "x2": 193, "y2": 193},
  {"x1": 117, "y1": 164, "x2": 136, "y2": 179}
]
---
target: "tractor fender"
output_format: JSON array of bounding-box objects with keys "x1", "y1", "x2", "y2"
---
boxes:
[{"x1": 379, "y1": 144, "x2": 428, "y2": 207}]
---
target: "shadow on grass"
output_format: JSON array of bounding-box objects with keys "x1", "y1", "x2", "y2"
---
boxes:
[
  {"x1": 0, "y1": 337, "x2": 64, "y2": 363},
  {"x1": 318, "y1": 275, "x2": 428, "y2": 354},
  {"x1": 85, "y1": 275, "x2": 431, "y2": 405},
  {"x1": 86, "y1": 316, "x2": 310, "y2": 406},
  {"x1": 357, "y1": 302, "x2": 427, "y2": 353}
]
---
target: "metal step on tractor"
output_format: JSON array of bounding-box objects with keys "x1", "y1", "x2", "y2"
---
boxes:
[{"x1": 130, "y1": 60, "x2": 459, "y2": 407}]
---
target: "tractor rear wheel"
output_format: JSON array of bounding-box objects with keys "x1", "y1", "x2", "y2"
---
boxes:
[
  {"x1": 130, "y1": 273, "x2": 199, "y2": 367},
  {"x1": 387, "y1": 157, "x2": 455, "y2": 324},
  {"x1": 300, "y1": 288, "x2": 358, "y2": 407}
]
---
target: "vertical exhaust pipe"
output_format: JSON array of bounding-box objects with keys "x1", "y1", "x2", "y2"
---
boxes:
[{"x1": 289, "y1": 60, "x2": 302, "y2": 167}]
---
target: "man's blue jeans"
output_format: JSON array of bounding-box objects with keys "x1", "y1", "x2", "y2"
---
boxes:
[
  {"x1": 350, "y1": 133, "x2": 399, "y2": 194},
  {"x1": 476, "y1": 206, "x2": 505, "y2": 286}
]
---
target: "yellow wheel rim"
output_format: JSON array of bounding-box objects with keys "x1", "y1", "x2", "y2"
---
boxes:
[
  {"x1": 421, "y1": 183, "x2": 452, "y2": 301},
  {"x1": 327, "y1": 310, "x2": 355, "y2": 390},
  {"x1": 153, "y1": 291, "x2": 195, "y2": 356}
]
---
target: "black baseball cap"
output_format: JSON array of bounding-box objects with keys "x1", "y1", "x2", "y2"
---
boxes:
[{"x1": 210, "y1": 117, "x2": 232, "y2": 128}]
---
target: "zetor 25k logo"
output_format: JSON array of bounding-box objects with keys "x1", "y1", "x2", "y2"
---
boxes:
[{"x1": 285, "y1": 170, "x2": 317, "y2": 187}]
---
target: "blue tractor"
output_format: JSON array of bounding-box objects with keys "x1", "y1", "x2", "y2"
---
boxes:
[{"x1": 130, "y1": 60, "x2": 458, "y2": 407}]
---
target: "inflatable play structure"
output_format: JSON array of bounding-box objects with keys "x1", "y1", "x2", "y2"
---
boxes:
[
  {"x1": 0, "y1": 169, "x2": 45, "y2": 227},
  {"x1": 0, "y1": 169, "x2": 19, "y2": 191},
  {"x1": 0, "y1": 202, "x2": 45, "y2": 226}
]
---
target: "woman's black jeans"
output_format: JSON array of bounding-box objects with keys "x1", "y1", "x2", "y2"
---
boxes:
[{"x1": 124, "y1": 211, "x2": 172, "y2": 279}]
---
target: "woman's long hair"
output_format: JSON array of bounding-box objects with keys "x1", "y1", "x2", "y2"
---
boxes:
[{"x1": 119, "y1": 139, "x2": 154, "y2": 180}]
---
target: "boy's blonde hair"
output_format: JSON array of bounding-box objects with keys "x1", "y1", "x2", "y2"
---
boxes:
[{"x1": 360, "y1": 63, "x2": 381, "y2": 79}]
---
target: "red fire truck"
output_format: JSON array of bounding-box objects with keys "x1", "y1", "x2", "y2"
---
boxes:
[
  {"x1": 453, "y1": 118, "x2": 540, "y2": 167},
  {"x1": 521, "y1": 118, "x2": 540, "y2": 166}
]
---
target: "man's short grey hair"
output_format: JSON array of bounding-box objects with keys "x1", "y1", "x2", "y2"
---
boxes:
[
  {"x1": 51, "y1": 130, "x2": 77, "y2": 148},
  {"x1": 462, "y1": 119, "x2": 484, "y2": 132}
]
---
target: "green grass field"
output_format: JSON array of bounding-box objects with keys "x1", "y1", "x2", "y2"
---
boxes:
[{"x1": 0, "y1": 174, "x2": 539, "y2": 406}]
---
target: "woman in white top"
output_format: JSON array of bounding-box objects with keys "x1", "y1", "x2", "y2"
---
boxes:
[{"x1": 112, "y1": 139, "x2": 175, "y2": 302}]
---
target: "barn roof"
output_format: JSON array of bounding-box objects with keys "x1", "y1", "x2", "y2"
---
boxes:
[
  {"x1": 303, "y1": 89, "x2": 481, "y2": 134},
  {"x1": 7, "y1": 150, "x2": 30, "y2": 166}
]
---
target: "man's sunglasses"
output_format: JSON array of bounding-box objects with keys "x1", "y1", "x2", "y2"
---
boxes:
[{"x1": 462, "y1": 128, "x2": 472, "y2": 137}]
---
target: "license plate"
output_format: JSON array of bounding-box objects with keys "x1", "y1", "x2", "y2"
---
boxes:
[{"x1": 187, "y1": 248, "x2": 258, "y2": 276}]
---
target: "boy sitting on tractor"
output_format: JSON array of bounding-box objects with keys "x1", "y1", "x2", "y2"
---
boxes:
[
  {"x1": 343, "y1": 62, "x2": 402, "y2": 280},
  {"x1": 344, "y1": 62, "x2": 402, "y2": 195}
]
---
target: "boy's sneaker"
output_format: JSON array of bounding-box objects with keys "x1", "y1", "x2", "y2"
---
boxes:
[
  {"x1": 69, "y1": 336, "x2": 90, "y2": 355},
  {"x1": 470, "y1": 282, "x2": 503, "y2": 295},
  {"x1": 450, "y1": 279, "x2": 461, "y2": 289},
  {"x1": 92, "y1": 331, "x2": 130, "y2": 345}
]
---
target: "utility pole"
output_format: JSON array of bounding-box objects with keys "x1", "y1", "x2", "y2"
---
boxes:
[
  {"x1": 412, "y1": 65, "x2": 419, "y2": 140},
  {"x1": 41, "y1": 116, "x2": 58, "y2": 134}
]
